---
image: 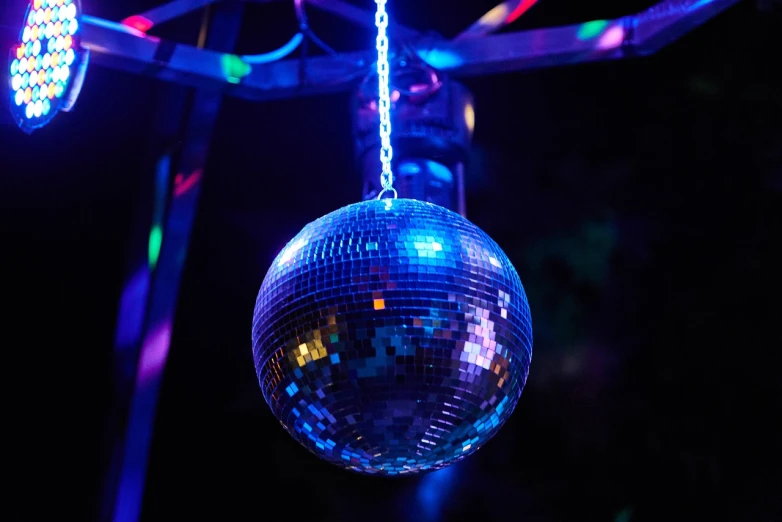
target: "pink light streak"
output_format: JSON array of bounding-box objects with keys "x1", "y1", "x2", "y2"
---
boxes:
[
  {"x1": 174, "y1": 169, "x2": 202, "y2": 197},
  {"x1": 121, "y1": 15, "x2": 153, "y2": 33},
  {"x1": 137, "y1": 320, "x2": 172, "y2": 386},
  {"x1": 506, "y1": 0, "x2": 538, "y2": 24},
  {"x1": 597, "y1": 25, "x2": 625, "y2": 50}
]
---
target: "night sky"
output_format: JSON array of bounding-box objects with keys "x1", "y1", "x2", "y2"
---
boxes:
[{"x1": 2, "y1": 1, "x2": 781, "y2": 522}]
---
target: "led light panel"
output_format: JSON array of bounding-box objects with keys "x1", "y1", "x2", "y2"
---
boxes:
[{"x1": 8, "y1": 0, "x2": 88, "y2": 133}]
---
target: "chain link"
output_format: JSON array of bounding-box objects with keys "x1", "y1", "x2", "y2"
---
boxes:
[{"x1": 375, "y1": 0, "x2": 396, "y2": 199}]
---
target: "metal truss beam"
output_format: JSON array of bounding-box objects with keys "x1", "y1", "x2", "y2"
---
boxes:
[{"x1": 82, "y1": 0, "x2": 739, "y2": 102}]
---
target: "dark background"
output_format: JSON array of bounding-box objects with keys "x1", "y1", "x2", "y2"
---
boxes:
[{"x1": 2, "y1": 1, "x2": 781, "y2": 521}]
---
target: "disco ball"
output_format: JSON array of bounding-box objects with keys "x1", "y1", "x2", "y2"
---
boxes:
[{"x1": 252, "y1": 198, "x2": 532, "y2": 475}]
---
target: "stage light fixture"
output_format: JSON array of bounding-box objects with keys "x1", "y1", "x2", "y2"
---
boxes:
[{"x1": 8, "y1": 0, "x2": 89, "y2": 133}]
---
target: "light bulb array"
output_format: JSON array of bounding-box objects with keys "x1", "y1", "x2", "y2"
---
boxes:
[{"x1": 8, "y1": 0, "x2": 83, "y2": 129}]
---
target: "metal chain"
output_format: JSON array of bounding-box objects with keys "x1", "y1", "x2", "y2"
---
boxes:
[{"x1": 375, "y1": 0, "x2": 397, "y2": 199}]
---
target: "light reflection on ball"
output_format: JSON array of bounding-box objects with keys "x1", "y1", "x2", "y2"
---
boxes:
[{"x1": 252, "y1": 198, "x2": 532, "y2": 475}]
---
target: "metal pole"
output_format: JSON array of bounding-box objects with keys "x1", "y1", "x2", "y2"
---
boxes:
[
  {"x1": 99, "y1": 83, "x2": 189, "y2": 522},
  {"x1": 103, "y1": 3, "x2": 244, "y2": 522}
]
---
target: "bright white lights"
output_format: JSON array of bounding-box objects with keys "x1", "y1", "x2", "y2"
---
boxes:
[
  {"x1": 9, "y1": 0, "x2": 83, "y2": 130},
  {"x1": 278, "y1": 238, "x2": 308, "y2": 266}
]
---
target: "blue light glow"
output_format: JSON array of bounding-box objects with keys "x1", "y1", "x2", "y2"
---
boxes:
[
  {"x1": 241, "y1": 32, "x2": 303, "y2": 64},
  {"x1": 416, "y1": 48, "x2": 464, "y2": 69},
  {"x1": 416, "y1": 464, "x2": 460, "y2": 521}
]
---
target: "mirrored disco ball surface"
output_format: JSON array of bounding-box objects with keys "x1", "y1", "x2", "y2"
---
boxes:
[{"x1": 252, "y1": 198, "x2": 532, "y2": 475}]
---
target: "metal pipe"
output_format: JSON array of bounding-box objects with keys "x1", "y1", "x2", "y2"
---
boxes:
[{"x1": 104, "y1": 4, "x2": 244, "y2": 522}]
